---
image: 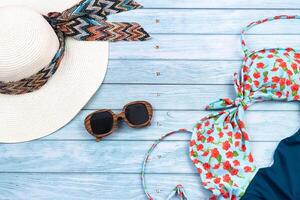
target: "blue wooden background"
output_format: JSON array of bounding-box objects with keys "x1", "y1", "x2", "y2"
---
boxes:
[{"x1": 1, "y1": 0, "x2": 300, "y2": 199}]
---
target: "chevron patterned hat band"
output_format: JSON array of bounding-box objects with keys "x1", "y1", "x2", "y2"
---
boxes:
[{"x1": 0, "y1": 0, "x2": 150, "y2": 95}]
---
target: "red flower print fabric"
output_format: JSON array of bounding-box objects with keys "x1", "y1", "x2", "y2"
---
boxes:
[{"x1": 190, "y1": 15, "x2": 300, "y2": 200}]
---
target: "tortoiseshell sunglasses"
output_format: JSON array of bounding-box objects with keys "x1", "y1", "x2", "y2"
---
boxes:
[{"x1": 84, "y1": 101, "x2": 153, "y2": 141}]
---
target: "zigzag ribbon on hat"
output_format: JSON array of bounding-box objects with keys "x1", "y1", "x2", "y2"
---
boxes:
[
  {"x1": 48, "y1": 0, "x2": 150, "y2": 41},
  {"x1": 55, "y1": 0, "x2": 143, "y2": 21},
  {"x1": 0, "y1": 0, "x2": 150, "y2": 95},
  {"x1": 60, "y1": 19, "x2": 150, "y2": 41}
]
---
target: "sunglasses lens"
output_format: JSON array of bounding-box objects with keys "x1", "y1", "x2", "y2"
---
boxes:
[
  {"x1": 90, "y1": 111, "x2": 114, "y2": 135},
  {"x1": 125, "y1": 103, "x2": 150, "y2": 126}
]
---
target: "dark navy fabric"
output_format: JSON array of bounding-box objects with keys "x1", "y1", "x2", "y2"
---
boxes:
[{"x1": 242, "y1": 128, "x2": 300, "y2": 200}]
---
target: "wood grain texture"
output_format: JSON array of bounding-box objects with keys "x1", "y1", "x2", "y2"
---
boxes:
[
  {"x1": 105, "y1": 60, "x2": 241, "y2": 84},
  {"x1": 85, "y1": 84, "x2": 300, "y2": 110},
  {"x1": 0, "y1": 173, "x2": 209, "y2": 200},
  {"x1": 0, "y1": 140, "x2": 279, "y2": 173},
  {"x1": 111, "y1": 9, "x2": 300, "y2": 34},
  {"x1": 110, "y1": 35, "x2": 300, "y2": 60},
  {"x1": 46, "y1": 110, "x2": 300, "y2": 142}
]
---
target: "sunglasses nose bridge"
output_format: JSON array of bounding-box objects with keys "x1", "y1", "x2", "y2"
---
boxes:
[{"x1": 116, "y1": 112, "x2": 125, "y2": 121}]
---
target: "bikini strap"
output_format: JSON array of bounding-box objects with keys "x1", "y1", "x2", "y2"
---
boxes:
[
  {"x1": 241, "y1": 15, "x2": 300, "y2": 56},
  {"x1": 141, "y1": 129, "x2": 192, "y2": 200}
]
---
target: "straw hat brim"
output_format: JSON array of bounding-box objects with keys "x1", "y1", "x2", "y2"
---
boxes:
[{"x1": 0, "y1": 0, "x2": 109, "y2": 143}]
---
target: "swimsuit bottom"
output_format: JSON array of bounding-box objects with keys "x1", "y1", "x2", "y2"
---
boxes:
[{"x1": 241, "y1": 128, "x2": 300, "y2": 200}]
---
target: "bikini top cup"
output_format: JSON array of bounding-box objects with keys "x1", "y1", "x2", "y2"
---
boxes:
[{"x1": 189, "y1": 15, "x2": 300, "y2": 200}]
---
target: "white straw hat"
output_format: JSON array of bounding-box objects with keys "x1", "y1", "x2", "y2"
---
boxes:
[{"x1": 0, "y1": 0, "x2": 149, "y2": 143}]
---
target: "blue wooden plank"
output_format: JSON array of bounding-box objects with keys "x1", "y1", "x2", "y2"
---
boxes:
[
  {"x1": 110, "y1": 9, "x2": 300, "y2": 34},
  {"x1": 110, "y1": 35, "x2": 300, "y2": 60},
  {"x1": 84, "y1": 84, "x2": 299, "y2": 111},
  {"x1": 0, "y1": 173, "x2": 208, "y2": 200},
  {"x1": 105, "y1": 60, "x2": 241, "y2": 84},
  {"x1": 0, "y1": 140, "x2": 278, "y2": 173},
  {"x1": 45, "y1": 110, "x2": 300, "y2": 142}
]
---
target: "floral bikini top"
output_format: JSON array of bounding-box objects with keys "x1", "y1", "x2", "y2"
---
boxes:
[{"x1": 142, "y1": 15, "x2": 300, "y2": 200}]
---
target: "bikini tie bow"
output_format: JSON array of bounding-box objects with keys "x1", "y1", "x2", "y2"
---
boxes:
[{"x1": 205, "y1": 73, "x2": 253, "y2": 112}]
